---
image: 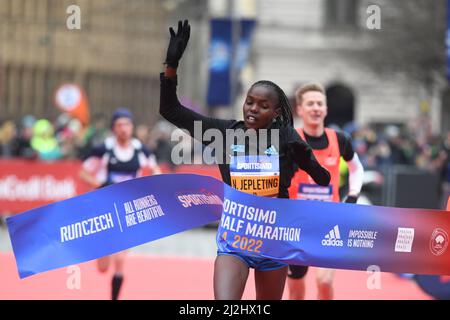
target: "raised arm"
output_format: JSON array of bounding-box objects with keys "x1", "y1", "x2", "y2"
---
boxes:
[{"x1": 160, "y1": 20, "x2": 234, "y2": 138}]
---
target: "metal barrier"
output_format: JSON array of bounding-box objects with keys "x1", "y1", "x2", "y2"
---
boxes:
[{"x1": 383, "y1": 165, "x2": 440, "y2": 209}]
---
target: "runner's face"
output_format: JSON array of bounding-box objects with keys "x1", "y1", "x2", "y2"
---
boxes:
[
  {"x1": 297, "y1": 91, "x2": 327, "y2": 127},
  {"x1": 113, "y1": 118, "x2": 133, "y2": 142},
  {"x1": 243, "y1": 86, "x2": 280, "y2": 130}
]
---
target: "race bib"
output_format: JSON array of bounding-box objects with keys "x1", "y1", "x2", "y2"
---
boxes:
[
  {"x1": 298, "y1": 183, "x2": 333, "y2": 202},
  {"x1": 230, "y1": 155, "x2": 279, "y2": 197}
]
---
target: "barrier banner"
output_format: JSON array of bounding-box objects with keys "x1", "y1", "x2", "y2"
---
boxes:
[
  {"x1": 0, "y1": 159, "x2": 90, "y2": 213},
  {"x1": 217, "y1": 186, "x2": 450, "y2": 276},
  {"x1": 7, "y1": 174, "x2": 450, "y2": 279}
]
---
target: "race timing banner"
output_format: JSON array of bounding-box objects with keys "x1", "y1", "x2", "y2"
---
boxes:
[{"x1": 6, "y1": 174, "x2": 450, "y2": 279}]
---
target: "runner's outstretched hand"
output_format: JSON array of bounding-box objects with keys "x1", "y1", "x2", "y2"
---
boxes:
[{"x1": 164, "y1": 20, "x2": 191, "y2": 68}]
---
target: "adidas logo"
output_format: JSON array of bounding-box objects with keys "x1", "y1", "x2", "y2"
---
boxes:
[
  {"x1": 265, "y1": 145, "x2": 279, "y2": 155},
  {"x1": 322, "y1": 225, "x2": 344, "y2": 247},
  {"x1": 231, "y1": 144, "x2": 245, "y2": 153}
]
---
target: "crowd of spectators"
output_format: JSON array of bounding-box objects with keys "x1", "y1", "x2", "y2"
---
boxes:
[
  {"x1": 0, "y1": 113, "x2": 176, "y2": 166},
  {"x1": 1, "y1": 112, "x2": 449, "y2": 207}
]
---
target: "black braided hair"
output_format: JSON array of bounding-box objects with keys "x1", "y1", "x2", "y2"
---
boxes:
[{"x1": 250, "y1": 80, "x2": 294, "y2": 127}]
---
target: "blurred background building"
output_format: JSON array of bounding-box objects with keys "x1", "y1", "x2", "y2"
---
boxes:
[
  {"x1": 0, "y1": 0, "x2": 447, "y2": 130},
  {"x1": 0, "y1": 0, "x2": 208, "y2": 125},
  {"x1": 248, "y1": 0, "x2": 446, "y2": 133}
]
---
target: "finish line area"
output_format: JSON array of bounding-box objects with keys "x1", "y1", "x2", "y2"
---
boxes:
[{"x1": 0, "y1": 252, "x2": 431, "y2": 300}]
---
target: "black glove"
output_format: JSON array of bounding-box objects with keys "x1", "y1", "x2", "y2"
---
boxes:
[
  {"x1": 165, "y1": 20, "x2": 191, "y2": 68},
  {"x1": 344, "y1": 195, "x2": 358, "y2": 203},
  {"x1": 288, "y1": 141, "x2": 331, "y2": 186}
]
